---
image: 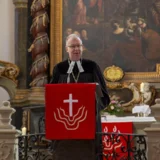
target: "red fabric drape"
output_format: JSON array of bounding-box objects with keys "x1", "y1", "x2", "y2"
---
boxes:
[
  {"x1": 45, "y1": 83, "x2": 96, "y2": 139},
  {"x1": 102, "y1": 122, "x2": 133, "y2": 159}
]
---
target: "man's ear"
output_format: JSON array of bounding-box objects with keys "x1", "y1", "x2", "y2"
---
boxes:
[{"x1": 65, "y1": 46, "x2": 68, "y2": 53}]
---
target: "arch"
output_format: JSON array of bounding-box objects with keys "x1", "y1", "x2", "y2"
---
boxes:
[{"x1": 0, "y1": 77, "x2": 17, "y2": 99}]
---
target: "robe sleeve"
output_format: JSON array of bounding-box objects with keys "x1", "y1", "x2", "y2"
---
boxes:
[
  {"x1": 93, "y1": 63, "x2": 110, "y2": 109},
  {"x1": 50, "y1": 65, "x2": 60, "y2": 84}
]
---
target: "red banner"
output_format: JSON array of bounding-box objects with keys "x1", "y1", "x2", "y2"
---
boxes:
[
  {"x1": 102, "y1": 122, "x2": 133, "y2": 160},
  {"x1": 45, "y1": 83, "x2": 96, "y2": 140}
]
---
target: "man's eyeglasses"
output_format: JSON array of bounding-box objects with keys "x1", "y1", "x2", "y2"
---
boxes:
[{"x1": 67, "y1": 44, "x2": 83, "y2": 49}]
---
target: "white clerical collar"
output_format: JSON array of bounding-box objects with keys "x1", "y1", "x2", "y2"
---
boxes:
[
  {"x1": 67, "y1": 60, "x2": 84, "y2": 74},
  {"x1": 67, "y1": 60, "x2": 84, "y2": 83}
]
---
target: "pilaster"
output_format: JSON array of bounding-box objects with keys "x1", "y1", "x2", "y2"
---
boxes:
[
  {"x1": 13, "y1": 0, "x2": 28, "y2": 8},
  {"x1": 144, "y1": 99, "x2": 160, "y2": 159},
  {"x1": 13, "y1": 0, "x2": 28, "y2": 88}
]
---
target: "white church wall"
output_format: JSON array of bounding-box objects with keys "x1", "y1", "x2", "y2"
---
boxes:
[
  {"x1": 0, "y1": 1, "x2": 15, "y2": 103},
  {"x1": 0, "y1": 0, "x2": 15, "y2": 63}
]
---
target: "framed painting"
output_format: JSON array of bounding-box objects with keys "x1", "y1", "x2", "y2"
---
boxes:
[{"x1": 50, "y1": 0, "x2": 160, "y2": 83}]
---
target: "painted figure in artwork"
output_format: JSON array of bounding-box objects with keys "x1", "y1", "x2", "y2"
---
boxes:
[
  {"x1": 81, "y1": 29, "x2": 89, "y2": 50},
  {"x1": 88, "y1": 0, "x2": 99, "y2": 24},
  {"x1": 150, "y1": 0, "x2": 160, "y2": 27},
  {"x1": 62, "y1": 0, "x2": 160, "y2": 72},
  {"x1": 107, "y1": 20, "x2": 154, "y2": 72},
  {"x1": 137, "y1": 18, "x2": 160, "y2": 62},
  {"x1": 74, "y1": 0, "x2": 88, "y2": 25},
  {"x1": 64, "y1": 28, "x2": 73, "y2": 38}
]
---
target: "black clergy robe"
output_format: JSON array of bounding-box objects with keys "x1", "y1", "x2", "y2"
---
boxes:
[{"x1": 50, "y1": 59, "x2": 110, "y2": 160}]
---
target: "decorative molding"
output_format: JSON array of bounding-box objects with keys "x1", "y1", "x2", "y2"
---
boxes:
[
  {"x1": 14, "y1": 147, "x2": 18, "y2": 160},
  {"x1": 11, "y1": 88, "x2": 45, "y2": 106},
  {"x1": 12, "y1": 89, "x2": 29, "y2": 100},
  {"x1": 104, "y1": 65, "x2": 124, "y2": 82},
  {"x1": 0, "y1": 60, "x2": 19, "y2": 85},
  {"x1": 0, "y1": 141, "x2": 11, "y2": 160},
  {"x1": 122, "y1": 64, "x2": 160, "y2": 82},
  {"x1": 0, "y1": 101, "x2": 16, "y2": 129},
  {"x1": 107, "y1": 82, "x2": 123, "y2": 89},
  {"x1": 50, "y1": 0, "x2": 62, "y2": 75},
  {"x1": 13, "y1": 0, "x2": 28, "y2": 8},
  {"x1": 107, "y1": 81, "x2": 156, "y2": 111},
  {"x1": 152, "y1": 141, "x2": 160, "y2": 159},
  {"x1": 107, "y1": 82, "x2": 141, "y2": 111}
]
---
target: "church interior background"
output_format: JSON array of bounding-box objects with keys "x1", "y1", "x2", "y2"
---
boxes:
[{"x1": 1, "y1": 0, "x2": 160, "y2": 159}]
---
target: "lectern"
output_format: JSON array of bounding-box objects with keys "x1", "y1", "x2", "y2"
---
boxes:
[
  {"x1": 45, "y1": 83, "x2": 97, "y2": 139},
  {"x1": 45, "y1": 83, "x2": 101, "y2": 160}
]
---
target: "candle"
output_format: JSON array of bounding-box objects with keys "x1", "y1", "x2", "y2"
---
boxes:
[
  {"x1": 140, "y1": 82, "x2": 145, "y2": 93},
  {"x1": 22, "y1": 127, "x2": 27, "y2": 135}
]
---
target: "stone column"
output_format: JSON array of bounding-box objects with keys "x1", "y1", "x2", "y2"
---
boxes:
[
  {"x1": 144, "y1": 99, "x2": 160, "y2": 160},
  {"x1": 0, "y1": 101, "x2": 20, "y2": 160},
  {"x1": 13, "y1": 0, "x2": 28, "y2": 89}
]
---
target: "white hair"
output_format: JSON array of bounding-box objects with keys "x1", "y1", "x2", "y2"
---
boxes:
[{"x1": 66, "y1": 34, "x2": 82, "y2": 46}]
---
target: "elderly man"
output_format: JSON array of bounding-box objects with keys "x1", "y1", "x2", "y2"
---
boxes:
[{"x1": 50, "y1": 34, "x2": 110, "y2": 160}]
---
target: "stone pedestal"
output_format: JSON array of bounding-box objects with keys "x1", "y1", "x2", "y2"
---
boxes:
[
  {"x1": 0, "y1": 130, "x2": 20, "y2": 160},
  {"x1": 144, "y1": 99, "x2": 160, "y2": 160},
  {"x1": 0, "y1": 101, "x2": 20, "y2": 160},
  {"x1": 134, "y1": 121, "x2": 154, "y2": 134}
]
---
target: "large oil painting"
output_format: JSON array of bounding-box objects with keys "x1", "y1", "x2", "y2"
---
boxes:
[{"x1": 61, "y1": 0, "x2": 160, "y2": 73}]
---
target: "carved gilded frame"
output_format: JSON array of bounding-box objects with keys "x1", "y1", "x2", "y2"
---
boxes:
[
  {"x1": 0, "y1": 60, "x2": 19, "y2": 99},
  {"x1": 50, "y1": 0, "x2": 63, "y2": 75},
  {"x1": 50, "y1": 0, "x2": 160, "y2": 83},
  {"x1": 0, "y1": 60, "x2": 19, "y2": 85}
]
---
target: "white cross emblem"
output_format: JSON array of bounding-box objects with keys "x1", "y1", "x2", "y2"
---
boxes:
[{"x1": 63, "y1": 93, "x2": 78, "y2": 117}]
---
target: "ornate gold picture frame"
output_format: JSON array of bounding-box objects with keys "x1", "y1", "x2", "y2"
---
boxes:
[{"x1": 50, "y1": 0, "x2": 160, "y2": 83}]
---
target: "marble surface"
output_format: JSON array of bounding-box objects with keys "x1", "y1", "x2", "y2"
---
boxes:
[{"x1": 101, "y1": 116, "x2": 156, "y2": 123}]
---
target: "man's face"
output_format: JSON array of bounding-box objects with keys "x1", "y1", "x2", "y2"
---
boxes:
[
  {"x1": 66, "y1": 28, "x2": 72, "y2": 35},
  {"x1": 66, "y1": 38, "x2": 83, "y2": 61},
  {"x1": 138, "y1": 20, "x2": 146, "y2": 28}
]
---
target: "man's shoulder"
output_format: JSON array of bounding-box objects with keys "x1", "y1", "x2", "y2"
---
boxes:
[
  {"x1": 81, "y1": 59, "x2": 99, "y2": 72},
  {"x1": 82, "y1": 59, "x2": 97, "y2": 66},
  {"x1": 55, "y1": 60, "x2": 68, "y2": 72},
  {"x1": 56, "y1": 60, "x2": 68, "y2": 66}
]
